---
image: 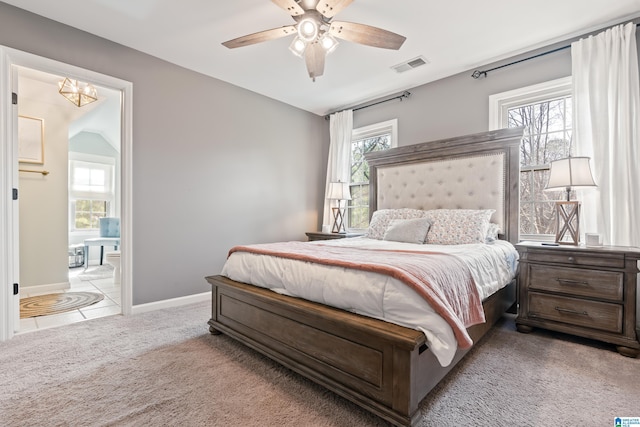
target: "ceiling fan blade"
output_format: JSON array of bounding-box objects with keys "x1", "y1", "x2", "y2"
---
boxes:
[
  {"x1": 222, "y1": 26, "x2": 296, "y2": 49},
  {"x1": 271, "y1": 0, "x2": 305, "y2": 16},
  {"x1": 304, "y1": 42, "x2": 325, "y2": 81},
  {"x1": 316, "y1": 0, "x2": 353, "y2": 18},
  {"x1": 329, "y1": 21, "x2": 406, "y2": 50}
]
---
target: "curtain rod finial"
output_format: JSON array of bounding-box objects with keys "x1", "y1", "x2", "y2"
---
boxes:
[{"x1": 471, "y1": 70, "x2": 486, "y2": 79}]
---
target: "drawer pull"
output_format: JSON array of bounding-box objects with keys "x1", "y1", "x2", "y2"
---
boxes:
[
  {"x1": 555, "y1": 306, "x2": 588, "y2": 316},
  {"x1": 556, "y1": 278, "x2": 589, "y2": 286},
  {"x1": 567, "y1": 256, "x2": 576, "y2": 263}
]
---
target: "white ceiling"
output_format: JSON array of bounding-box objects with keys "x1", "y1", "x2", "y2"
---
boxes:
[{"x1": 5, "y1": 0, "x2": 640, "y2": 116}]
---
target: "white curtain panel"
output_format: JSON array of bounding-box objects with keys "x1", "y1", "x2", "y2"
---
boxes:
[
  {"x1": 572, "y1": 22, "x2": 640, "y2": 247},
  {"x1": 322, "y1": 109, "x2": 353, "y2": 229}
]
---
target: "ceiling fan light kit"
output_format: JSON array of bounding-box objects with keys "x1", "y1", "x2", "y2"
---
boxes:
[
  {"x1": 321, "y1": 34, "x2": 339, "y2": 52},
  {"x1": 298, "y1": 18, "x2": 319, "y2": 41},
  {"x1": 223, "y1": 0, "x2": 406, "y2": 81},
  {"x1": 289, "y1": 37, "x2": 307, "y2": 57}
]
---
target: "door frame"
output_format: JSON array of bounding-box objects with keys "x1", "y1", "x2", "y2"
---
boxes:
[{"x1": 0, "y1": 46, "x2": 133, "y2": 341}]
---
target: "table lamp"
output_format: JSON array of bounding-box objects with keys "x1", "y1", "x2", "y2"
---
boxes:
[
  {"x1": 328, "y1": 181, "x2": 351, "y2": 233},
  {"x1": 544, "y1": 156, "x2": 597, "y2": 245}
]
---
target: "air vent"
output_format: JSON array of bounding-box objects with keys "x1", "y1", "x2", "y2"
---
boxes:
[{"x1": 392, "y1": 56, "x2": 429, "y2": 73}]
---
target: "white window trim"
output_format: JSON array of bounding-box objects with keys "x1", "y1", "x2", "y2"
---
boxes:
[
  {"x1": 69, "y1": 151, "x2": 116, "y2": 164},
  {"x1": 489, "y1": 76, "x2": 572, "y2": 242},
  {"x1": 488, "y1": 76, "x2": 572, "y2": 131},
  {"x1": 69, "y1": 152, "x2": 116, "y2": 233},
  {"x1": 352, "y1": 118, "x2": 398, "y2": 144},
  {"x1": 347, "y1": 119, "x2": 398, "y2": 232}
]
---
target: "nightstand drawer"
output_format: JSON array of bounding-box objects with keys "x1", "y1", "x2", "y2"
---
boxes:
[
  {"x1": 526, "y1": 251, "x2": 624, "y2": 268},
  {"x1": 516, "y1": 242, "x2": 640, "y2": 356},
  {"x1": 528, "y1": 293, "x2": 623, "y2": 333},
  {"x1": 529, "y1": 265, "x2": 623, "y2": 301}
]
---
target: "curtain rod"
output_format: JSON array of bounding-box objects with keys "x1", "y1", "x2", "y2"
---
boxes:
[
  {"x1": 471, "y1": 45, "x2": 569, "y2": 79},
  {"x1": 324, "y1": 91, "x2": 411, "y2": 120},
  {"x1": 471, "y1": 21, "x2": 640, "y2": 79}
]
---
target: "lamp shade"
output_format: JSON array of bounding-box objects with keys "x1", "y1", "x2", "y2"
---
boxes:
[
  {"x1": 545, "y1": 157, "x2": 597, "y2": 191},
  {"x1": 328, "y1": 181, "x2": 352, "y2": 200}
]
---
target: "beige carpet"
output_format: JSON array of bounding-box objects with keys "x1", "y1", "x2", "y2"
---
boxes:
[
  {"x1": 19, "y1": 292, "x2": 104, "y2": 318},
  {"x1": 0, "y1": 301, "x2": 638, "y2": 426}
]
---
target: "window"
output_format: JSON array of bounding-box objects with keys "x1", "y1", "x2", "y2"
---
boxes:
[
  {"x1": 489, "y1": 77, "x2": 572, "y2": 240},
  {"x1": 69, "y1": 154, "x2": 115, "y2": 231},
  {"x1": 348, "y1": 119, "x2": 397, "y2": 230},
  {"x1": 73, "y1": 200, "x2": 109, "y2": 229}
]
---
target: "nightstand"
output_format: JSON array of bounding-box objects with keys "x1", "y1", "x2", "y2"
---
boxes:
[
  {"x1": 515, "y1": 242, "x2": 640, "y2": 357},
  {"x1": 305, "y1": 231, "x2": 364, "y2": 241}
]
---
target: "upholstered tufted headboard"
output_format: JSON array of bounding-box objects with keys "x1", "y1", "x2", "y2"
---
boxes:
[{"x1": 364, "y1": 128, "x2": 523, "y2": 243}]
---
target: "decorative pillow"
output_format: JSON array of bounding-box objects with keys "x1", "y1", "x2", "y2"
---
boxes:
[
  {"x1": 426, "y1": 209, "x2": 495, "y2": 245},
  {"x1": 485, "y1": 223, "x2": 501, "y2": 243},
  {"x1": 383, "y1": 218, "x2": 431, "y2": 244},
  {"x1": 366, "y1": 208, "x2": 429, "y2": 240}
]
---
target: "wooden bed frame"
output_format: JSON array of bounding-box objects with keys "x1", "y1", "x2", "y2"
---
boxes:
[{"x1": 206, "y1": 128, "x2": 523, "y2": 426}]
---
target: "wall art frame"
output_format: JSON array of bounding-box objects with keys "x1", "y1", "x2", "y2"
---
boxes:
[{"x1": 18, "y1": 115, "x2": 44, "y2": 164}]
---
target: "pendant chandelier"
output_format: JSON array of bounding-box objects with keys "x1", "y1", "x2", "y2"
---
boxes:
[{"x1": 58, "y1": 78, "x2": 98, "y2": 107}]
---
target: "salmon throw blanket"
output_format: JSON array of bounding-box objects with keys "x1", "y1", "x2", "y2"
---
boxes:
[{"x1": 228, "y1": 242, "x2": 485, "y2": 349}]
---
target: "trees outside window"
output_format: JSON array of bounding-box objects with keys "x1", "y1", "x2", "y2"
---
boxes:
[
  {"x1": 511, "y1": 97, "x2": 572, "y2": 235},
  {"x1": 347, "y1": 119, "x2": 397, "y2": 230},
  {"x1": 69, "y1": 156, "x2": 115, "y2": 231},
  {"x1": 73, "y1": 200, "x2": 109, "y2": 229},
  {"x1": 489, "y1": 77, "x2": 572, "y2": 239}
]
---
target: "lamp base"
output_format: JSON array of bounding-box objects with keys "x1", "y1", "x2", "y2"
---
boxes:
[
  {"x1": 331, "y1": 207, "x2": 346, "y2": 234},
  {"x1": 555, "y1": 201, "x2": 580, "y2": 245}
]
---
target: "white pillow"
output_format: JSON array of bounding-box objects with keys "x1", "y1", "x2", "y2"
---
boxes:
[
  {"x1": 366, "y1": 208, "x2": 428, "y2": 240},
  {"x1": 426, "y1": 209, "x2": 495, "y2": 245},
  {"x1": 485, "y1": 223, "x2": 501, "y2": 243},
  {"x1": 383, "y1": 218, "x2": 432, "y2": 244}
]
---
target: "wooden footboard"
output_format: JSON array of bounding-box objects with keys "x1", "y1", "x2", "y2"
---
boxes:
[{"x1": 206, "y1": 275, "x2": 515, "y2": 426}]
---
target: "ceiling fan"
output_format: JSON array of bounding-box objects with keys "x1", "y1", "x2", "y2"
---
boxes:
[{"x1": 222, "y1": 0, "x2": 406, "y2": 81}]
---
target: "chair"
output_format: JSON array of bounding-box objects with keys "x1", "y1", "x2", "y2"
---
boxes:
[{"x1": 83, "y1": 217, "x2": 120, "y2": 268}]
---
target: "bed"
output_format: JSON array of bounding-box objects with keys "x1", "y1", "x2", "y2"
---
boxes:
[{"x1": 206, "y1": 127, "x2": 523, "y2": 426}]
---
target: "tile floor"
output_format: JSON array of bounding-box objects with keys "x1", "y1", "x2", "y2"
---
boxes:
[{"x1": 17, "y1": 265, "x2": 121, "y2": 334}]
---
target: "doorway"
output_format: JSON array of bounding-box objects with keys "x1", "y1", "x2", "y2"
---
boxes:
[
  {"x1": 17, "y1": 66, "x2": 122, "y2": 332},
  {"x1": 0, "y1": 46, "x2": 133, "y2": 341}
]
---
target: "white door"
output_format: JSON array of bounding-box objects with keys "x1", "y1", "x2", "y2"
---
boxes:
[
  {"x1": 0, "y1": 54, "x2": 21, "y2": 340},
  {"x1": 10, "y1": 64, "x2": 19, "y2": 332}
]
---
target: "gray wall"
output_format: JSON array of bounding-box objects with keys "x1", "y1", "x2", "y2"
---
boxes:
[
  {"x1": 0, "y1": 2, "x2": 329, "y2": 305},
  {"x1": 69, "y1": 131, "x2": 119, "y2": 158},
  {"x1": 354, "y1": 30, "x2": 640, "y2": 147}
]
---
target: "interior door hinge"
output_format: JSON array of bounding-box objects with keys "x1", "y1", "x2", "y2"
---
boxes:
[
  {"x1": 13, "y1": 283, "x2": 19, "y2": 295},
  {"x1": 12, "y1": 188, "x2": 18, "y2": 200},
  {"x1": 12, "y1": 92, "x2": 17, "y2": 105}
]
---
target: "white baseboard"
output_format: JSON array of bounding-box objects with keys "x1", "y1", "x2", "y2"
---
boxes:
[
  {"x1": 21, "y1": 282, "x2": 70, "y2": 296},
  {"x1": 131, "y1": 292, "x2": 210, "y2": 315}
]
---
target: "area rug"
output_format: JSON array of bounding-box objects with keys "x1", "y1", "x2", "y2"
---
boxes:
[
  {"x1": 77, "y1": 265, "x2": 114, "y2": 281},
  {"x1": 20, "y1": 292, "x2": 104, "y2": 318}
]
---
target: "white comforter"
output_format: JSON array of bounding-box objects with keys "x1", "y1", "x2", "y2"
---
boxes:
[{"x1": 221, "y1": 237, "x2": 518, "y2": 366}]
